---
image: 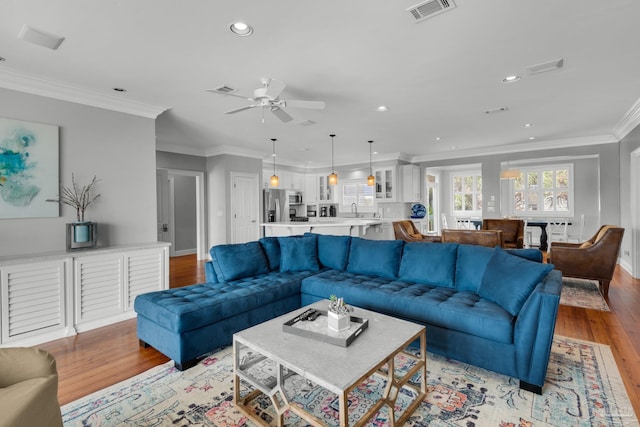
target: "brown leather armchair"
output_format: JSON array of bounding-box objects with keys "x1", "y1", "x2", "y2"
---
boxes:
[
  {"x1": 392, "y1": 220, "x2": 442, "y2": 243},
  {"x1": 548, "y1": 225, "x2": 624, "y2": 296},
  {"x1": 442, "y1": 229, "x2": 504, "y2": 248},
  {"x1": 482, "y1": 219, "x2": 525, "y2": 248}
]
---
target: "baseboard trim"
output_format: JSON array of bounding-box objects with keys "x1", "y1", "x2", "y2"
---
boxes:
[{"x1": 173, "y1": 249, "x2": 197, "y2": 257}]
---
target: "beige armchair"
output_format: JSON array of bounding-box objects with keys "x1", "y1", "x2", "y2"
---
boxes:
[
  {"x1": 392, "y1": 220, "x2": 442, "y2": 243},
  {"x1": 0, "y1": 347, "x2": 63, "y2": 427},
  {"x1": 548, "y1": 225, "x2": 624, "y2": 296},
  {"x1": 482, "y1": 219, "x2": 525, "y2": 248}
]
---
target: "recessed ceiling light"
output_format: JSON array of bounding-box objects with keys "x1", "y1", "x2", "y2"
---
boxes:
[
  {"x1": 528, "y1": 137, "x2": 536, "y2": 140},
  {"x1": 502, "y1": 75, "x2": 521, "y2": 83},
  {"x1": 373, "y1": 151, "x2": 379, "y2": 155},
  {"x1": 435, "y1": 137, "x2": 441, "y2": 141},
  {"x1": 230, "y1": 22, "x2": 253, "y2": 37},
  {"x1": 113, "y1": 87, "x2": 126, "y2": 92},
  {"x1": 0, "y1": 56, "x2": 6, "y2": 62},
  {"x1": 450, "y1": 146, "x2": 458, "y2": 150},
  {"x1": 376, "y1": 106, "x2": 389, "y2": 112},
  {"x1": 523, "y1": 123, "x2": 533, "y2": 128}
]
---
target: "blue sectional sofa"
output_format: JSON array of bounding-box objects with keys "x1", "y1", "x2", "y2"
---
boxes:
[{"x1": 135, "y1": 233, "x2": 561, "y2": 394}]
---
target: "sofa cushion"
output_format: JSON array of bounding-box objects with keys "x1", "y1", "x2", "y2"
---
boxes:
[
  {"x1": 278, "y1": 235, "x2": 320, "y2": 272},
  {"x1": 455, "y1": 244, "x2": 494, "y2": 292},
  {"x1": 135, "y1": 270, "x2": 315, "y2": 333},
  {"x1": 347, "y1": 238, "x2": 404, "y2": 279},
  {"x1": 399, "y1": 242, "x2": 458, "y2": 287},
  {"x1": 259, "y1": 237, "x2": 281, "y2": 270},
  {"x1": 301, "y1": 270, "x2": 514, "y2": 343},
  {"x1": 210, "y1": 241, "x2": 269, "y2": 282},
  {"x1": 478, "y1": 246, "x2": 554, "y2": 316},
  {"x1": 317, "y1": 234, "x2": 351, "y2": 270},
  {"x1": 507, "y1": 248, "x2": 543, "y2": 262}
]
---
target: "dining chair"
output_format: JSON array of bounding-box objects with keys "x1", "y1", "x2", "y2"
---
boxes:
[
  {"x1": 567, "y1": 214, "x2": 585, "y2": 243},
  {"x1": 547, "y1": 218, "x2": 568, "y2": 245}
]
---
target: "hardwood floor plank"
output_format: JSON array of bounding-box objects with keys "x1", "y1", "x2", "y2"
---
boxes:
[{"x1": 36, "y1": 254, "x2": 640, "y2": 418}]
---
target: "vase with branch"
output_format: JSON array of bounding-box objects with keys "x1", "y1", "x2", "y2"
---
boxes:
[{"x1": 47, "y1": 174, "x2": 100, "y2": 248}]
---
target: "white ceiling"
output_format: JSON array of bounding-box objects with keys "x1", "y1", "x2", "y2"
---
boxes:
[{"x1": 1, "y1": 0, "x2": 640, "y2": 167}]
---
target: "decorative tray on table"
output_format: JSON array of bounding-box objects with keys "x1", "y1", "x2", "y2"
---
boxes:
[{"x1": 282, "y1": 308, "x2": 368, "y2": 347}]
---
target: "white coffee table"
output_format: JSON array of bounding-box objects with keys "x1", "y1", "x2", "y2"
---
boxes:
[{"x1": 233, "y1": 300, "x2": 427, "y2": 427}]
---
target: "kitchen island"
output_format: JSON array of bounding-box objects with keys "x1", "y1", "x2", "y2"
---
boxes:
[{"x1": 262, "y1": 219, "x2": 383, "y2": 238}]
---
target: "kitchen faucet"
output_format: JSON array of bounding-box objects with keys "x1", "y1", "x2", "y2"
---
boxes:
[{"x1": 351, "y1": 203, "x2": 360, "y2": 218}]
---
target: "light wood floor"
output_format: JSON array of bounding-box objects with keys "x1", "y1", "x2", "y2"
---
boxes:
[{"x1": 38, "y1": 254, "x2": 640, "y2": 418}]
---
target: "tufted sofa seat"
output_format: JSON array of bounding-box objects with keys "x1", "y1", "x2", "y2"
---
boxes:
[{"x1": 135, "y1": 233, "x2": 560, "y2": 394}]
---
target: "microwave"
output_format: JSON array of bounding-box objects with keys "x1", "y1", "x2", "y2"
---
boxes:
[{"x1": 288, "y1": 191, "x2": 303, "y2": 204}]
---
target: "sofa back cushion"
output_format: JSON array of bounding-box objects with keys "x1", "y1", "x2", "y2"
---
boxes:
[
  {"x1": 210, "y1": 241, "x2": 270, "y2": 282},
  {"x1": 317, "y1": 234, "x2": 351, "y2": 270},
  {"x1": 478, "y1": 246, "x2": 554, "y2": 316},
  {"x1": 278, "y1": 235, "x2": 320, "y2": 272},
  {"x1": 455, "y1": 244, "x2": 495, "y2": 292},
  {"x1": 259, "y1": 237, "x2": 281, "y2": 270},
  {"x1": 399, "y1": 242, "x2": 458, "y2": 287},
  {"x1": 347, "y1": 238, "x2": 404, "y2": 279}
]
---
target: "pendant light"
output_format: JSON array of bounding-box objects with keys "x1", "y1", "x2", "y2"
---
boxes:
[
  {"x1": 269, "y1": 138, "x2": 279, "y2": 187},
  {"x1": 367, "y1": 140, "x2": 375, "y2": 186},
  {"x1": 328, "y1": 134, "x2": 338, "y2": 185}
]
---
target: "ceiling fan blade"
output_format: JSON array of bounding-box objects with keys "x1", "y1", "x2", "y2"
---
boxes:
[
  {"x1": 224, "y1": 105, "x2": 257, "y2": 114},
  {"x1": 283, "y1": 100, "x2": 326, "y2": 110},
  {"x1": 264, "y1": 78, "x2": 286, "y2": 99},
  {"x1": 270, "y1": 107, "x2": 293, "y2": 122}
]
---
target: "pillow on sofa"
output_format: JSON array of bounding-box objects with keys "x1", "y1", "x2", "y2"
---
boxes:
[
  {"x1": 317, "y1": 234, "x2": 351, "y2": 270},
  {"x1": 399, "y1": 242, "x2": 458, "y2": 287},
  {"x1": 455, "y1": 244, "x2": 495, "y2": 292},
  {"x1": 278, "y1": 235, "x2": 320, "y2": 272},
  {"x1": 259, "y1": 237, "x2": 281, "y2": 270},
  {"x1": 347, "y1": 238, "x2": 404, "y2": 279},
  {"x1": 210, "y1": 241, "x2": 270, "y2": 282},
  {"x1": 478, "y1": 246, "x2": 554, "y2": 316}
]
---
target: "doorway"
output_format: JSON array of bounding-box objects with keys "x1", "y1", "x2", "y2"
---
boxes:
[{"x1": 156, "y1": 168, "x2": 207, "y2": 260}]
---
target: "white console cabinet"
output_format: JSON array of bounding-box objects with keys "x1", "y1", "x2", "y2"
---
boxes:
[{"x1": 0, "y1": 242, "x2": 169, "y2": 347}]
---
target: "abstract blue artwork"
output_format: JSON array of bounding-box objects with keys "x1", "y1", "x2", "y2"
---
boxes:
[{"x1": 0, "y1": 117, "x2": 59, "y2": 218}]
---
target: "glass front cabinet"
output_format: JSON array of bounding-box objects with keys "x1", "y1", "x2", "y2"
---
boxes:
[{"x1": 374, "y1": 167, "x2": 396, "y2": 201}]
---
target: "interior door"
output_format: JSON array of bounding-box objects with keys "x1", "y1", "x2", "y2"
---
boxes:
[{"x1": 231, "y1": 172, "x2": 260, "y2": 243}]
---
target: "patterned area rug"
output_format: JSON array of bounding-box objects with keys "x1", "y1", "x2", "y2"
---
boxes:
[
  {"x1": 560, "y1": 277, "x2": 610, "y2": 311},
  {"x1": 62, "y1": 336, "x2": 638, "y2": 427}
]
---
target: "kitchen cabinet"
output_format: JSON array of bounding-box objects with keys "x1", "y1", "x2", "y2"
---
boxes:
[
  {"x1": 374, "y1": 167, "x2": 396, "y2": 201},
  {"x1": 402, "y1": 164, "x2": 421, "y2": 202},
  {"x1": 304, "y1": 173, "x2": 318, "y2": 203},
  {"x1": 318, "y1": 175, "x2": 335, "y2": 202}
]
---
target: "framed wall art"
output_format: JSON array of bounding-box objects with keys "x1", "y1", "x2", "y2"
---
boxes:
[{"x1": 0, "y1": 117, "x2": 59, "y2": 219}]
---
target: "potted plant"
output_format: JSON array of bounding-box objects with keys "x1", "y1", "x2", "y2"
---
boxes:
[
  {"x1": 47, "y1": 174, "x2": 100, "y2": 249},
  {"x1": 327, "y1": 295, "x2": 353, "y2": 332}
]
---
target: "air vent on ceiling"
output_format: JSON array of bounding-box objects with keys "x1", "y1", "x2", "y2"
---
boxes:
[
  {"x1": 209, "y1": 85, "x2": 238, "y2": 95},
  {"x1": 407, "y1": 0, "x2": 456, "y2": 23},
  {"x1": 484, "y1": 106, "x2": 508, "y2": 115},
  {"x1": 525, "y1": 58, "x2": 564, "y2": 75},
  {"x1": 18, "y1": 24, "x2": 65, "y2": 50},
  {"x1": 297, "y1": 120, "x2": 316, "y2": 127}
]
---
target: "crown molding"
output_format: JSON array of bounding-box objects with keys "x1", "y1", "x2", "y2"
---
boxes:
[
  {"x1": 0, "y1": 68, "x2": 168, "y2": 119},
  {"x1": 410, "y1": 134, "x2": 618, "y2": 163},
  {"x1": 614, "y1": 96, "x2": 640, "y2": 140},
  {"x1": 156, "y1": 141, "x2": 209, "y2": 157}
]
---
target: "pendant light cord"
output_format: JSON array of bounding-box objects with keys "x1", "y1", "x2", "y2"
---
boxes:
[
  {"x1": 330, "y1": 134, "x2": 335, "y2": 173},
  {"x1": 271, "y1": 138, "x2": 277, "y2": 175}
]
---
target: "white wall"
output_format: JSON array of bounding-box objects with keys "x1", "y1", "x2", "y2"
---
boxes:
[{"x1": 0, "y1": 88, "x2": 157, "y2": 256}]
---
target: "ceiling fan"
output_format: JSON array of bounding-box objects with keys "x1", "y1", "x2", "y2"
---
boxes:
[{"x1": 208, "y1": 77, "x2": 325, "y2": 123}]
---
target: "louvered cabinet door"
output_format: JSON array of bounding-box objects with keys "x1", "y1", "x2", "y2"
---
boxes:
[
  {"x1": 0, "y1": 260, "x2": 66, "y2": 344},
  {"x1": 74, "y1": 255, "x2": 124, "y2": 327},
  {"x1": 124, "y1": 249, "x2": 166, "y2": 311}
]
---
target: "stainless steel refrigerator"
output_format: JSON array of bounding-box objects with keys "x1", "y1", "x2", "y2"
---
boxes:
[{"x1": 263, "y1": 189, "x2": 288, "y2": 223}]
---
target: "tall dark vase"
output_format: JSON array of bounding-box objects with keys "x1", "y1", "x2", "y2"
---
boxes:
[{"x1": 67, "y1": 222, "x2": 98, "y2": 250}]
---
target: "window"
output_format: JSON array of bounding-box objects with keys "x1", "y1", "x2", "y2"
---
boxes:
[
  {"x1": 512, "y1": 164, "x2": 573, "y2": 216},
  {"x1": 341, "y1": 180, "x2": 374, "y2": 208},
  {"x1": 452, "y1": 172, "x2": 482, "y2": 216}
]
